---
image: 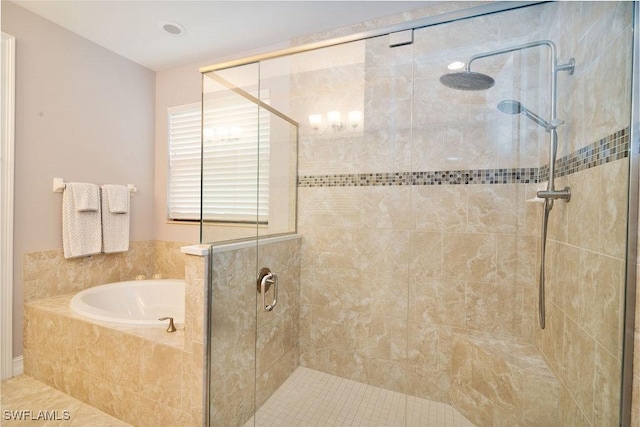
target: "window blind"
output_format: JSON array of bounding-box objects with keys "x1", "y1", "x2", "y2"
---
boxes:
[{"x1": 167, "y1": 95, "x2": 270, "y2": 222}]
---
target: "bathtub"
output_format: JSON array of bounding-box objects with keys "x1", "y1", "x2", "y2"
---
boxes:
[{"x1": 69, "y1": 279, "x2": 185, "y2": 326}]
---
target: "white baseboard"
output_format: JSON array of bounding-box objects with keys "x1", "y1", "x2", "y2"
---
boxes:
[{"x1": 12, "y1": 356, "x2": 23, "y2": 376}]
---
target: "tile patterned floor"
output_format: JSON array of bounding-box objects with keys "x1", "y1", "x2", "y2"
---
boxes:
[
  {"x1": 248, "y1": 367, "x2": 476, "y2": 427},
  {"x1": 0, "y1": 375, "x2": 130, "y2": 426},
  {"x1": 2, "y1": 368, "x2": 475, "y2": 426}
]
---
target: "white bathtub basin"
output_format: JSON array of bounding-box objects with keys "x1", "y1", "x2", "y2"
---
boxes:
[{"x1": 70, "y1": 279, "x2": 185, "y2": 327}]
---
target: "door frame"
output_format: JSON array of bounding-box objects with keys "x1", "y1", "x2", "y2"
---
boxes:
[{"x1": 1, "y1": 32, "x2": 16, "y2": 380}]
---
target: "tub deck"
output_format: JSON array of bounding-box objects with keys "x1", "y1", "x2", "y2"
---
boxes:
[
  {"x1": 26, "y1": 292, "x2": 186, "y2": 350},
  {"x1": 23, "y1": 293, "x2": 198, "y2": 426}
]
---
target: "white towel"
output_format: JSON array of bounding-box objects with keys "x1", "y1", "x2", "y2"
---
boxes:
[
  {"x1": 71, "y1": 183, "x2": 99, "y2": 212},
  {"x1": 101, "y1": 184, "x2": 130, "y2": 253},
  {"x1": 102, "y1": 184, "x2": 129, "y2": 214},
  {"x1": 62, "y1": 183, "x2": 102, "y2": 259}
]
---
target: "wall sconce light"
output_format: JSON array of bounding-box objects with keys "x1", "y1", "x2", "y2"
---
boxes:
[{"x1": 309, "y1": 110, "x2": 362, "y2": 133}]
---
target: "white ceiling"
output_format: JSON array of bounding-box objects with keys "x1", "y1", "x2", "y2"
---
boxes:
[{"x1": 12, "y1": 1, "x2": 432, "y2": 71}]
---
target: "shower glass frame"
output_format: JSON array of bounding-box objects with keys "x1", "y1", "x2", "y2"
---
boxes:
[{"x1": 200, "y1": 1, "x2": 639, "y2": 425}]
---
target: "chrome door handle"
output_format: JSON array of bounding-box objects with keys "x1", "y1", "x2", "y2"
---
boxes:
[{"x1": 257, "y1": 267, "x2": 278, "y2": 312}]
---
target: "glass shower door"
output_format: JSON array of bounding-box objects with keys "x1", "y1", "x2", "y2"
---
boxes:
[
  {"x1": 201, "y1": 2, "x2": 635, "y2": 425},
  {"x1": 202, "y1": 60, "x2": 299, "y2": 426},
  {"x1": 253, "y1": 107, "x2": 299, "y2": 423},
  {"x1": 202, "y1": 64, "x2": 261, "y2": 427}
]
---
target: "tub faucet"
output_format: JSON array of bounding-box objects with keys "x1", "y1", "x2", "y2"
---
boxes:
[{"x1": 159, "y1": 317, "x2": 176, "y2": 333}]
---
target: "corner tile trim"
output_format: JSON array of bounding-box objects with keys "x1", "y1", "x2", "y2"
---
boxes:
[{"x1": 298, "y1": 127, "x2": 629, "y2": 187}]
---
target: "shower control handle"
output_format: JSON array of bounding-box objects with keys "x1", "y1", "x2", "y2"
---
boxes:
[
  {"x1": 537, "y1": 187, "x2": 571, "y2": 202},
  {"x1": 257, "y1": 267, "x2": 278, "y2": 312}
]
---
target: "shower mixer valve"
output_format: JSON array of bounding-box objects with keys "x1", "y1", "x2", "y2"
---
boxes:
[{"x1": 537, "y1": 187, "x2": 571, "y2": 202}]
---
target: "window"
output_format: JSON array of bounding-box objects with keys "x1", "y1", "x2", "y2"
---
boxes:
[{"x1": 167, "y1": 95, "x2": 270, "y2": 223}]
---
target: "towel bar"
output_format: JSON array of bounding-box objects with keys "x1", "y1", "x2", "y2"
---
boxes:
[{"x1": 52, "y1": 178, "x2": 136, "y2": 194}]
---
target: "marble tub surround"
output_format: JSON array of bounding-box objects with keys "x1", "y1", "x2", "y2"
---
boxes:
[
  {"x1": 23, "y1": 240, "x2": 189, "y2": 303},
  {"x1": 22, "y1": 246, "x2": 206, "y2": 427},
  {"x1": 24, "y1": 296, "x2": 192, "y2": 425}
]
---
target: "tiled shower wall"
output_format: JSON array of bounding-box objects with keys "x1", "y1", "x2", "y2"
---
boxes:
[
  {"x1": 296, "y1": 2, "x2": 633, "y2": 425},
  {"x1": 296, "y1": 5, "x2": 546, "y2": 404},
  {"x1": 535, "y1": 2, "x2": 632, "y2": 426}
]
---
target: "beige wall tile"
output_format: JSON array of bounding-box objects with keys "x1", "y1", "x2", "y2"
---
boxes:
[
  {"x1": 567, "y1": 168, "x2": 601, "y2": 252},
  {"x1": 558, "y1": 383, "x2": 591, "y2": 427},
  {"x1": 579, "y1": 251, "x2": 624, "y2": 356},
  {"x1": 465, "y1": 282, "x2": 524, "y2": 337},
  {"x1": 407, "y1": 321, "x2": 439, "y2": 370},
  {"x1": 541, "y1": 301, "x2": 565, "y2": 379},
  {"x1": 593, "y1": 343, "x2": 621, "y2": 426},
  {"x1": 101, "y1": 329, "x2": 141, "y2": 393},
  {"x1": 561, "y1": 317, "x2": 595, "y2": 421},
  {"x1": 410, "y1": 231, "x2": 443, "y2": 279},
  {"x1": 256, "y1": 310, "x2": 297, "y2": 375},
  {"x1": 256, "y1": 345, "x2": 298, "y2": 408},
  {"x1": 468, "y1": 185, "x2": 519, "y2": 234},
  {"x1": 302, "y1": 265, "x2": 408, "y2": 319},
  {"x1": 470, "y1": 345, "x2": 524, "y2": 418},
  {"x1": 352, "y1": 313, "x2": 407, "y2": 362},
  {"x1": 410, "y1": 277, "x2": 466, "y2": 328},
  {"x1": 599, "y1": 158, "x2": 629, "y2": 259},
  {"x1": 139, "y1": 341, "x2": 183, "y2": 409},
  {"x1": 522, "y1": 368, "x2": 560, "y2": 426},
  {"x1": 72, "y1": 321, "x2": 106, "y2": 380},
  {"x1": 442, "y1": 233, "x2": 497, "y2": 283},
  {"x1": 407, "y1": 362, "x2": 450, "y2": 403},
  {"x1": 153, "y1": 240, "x2": 189, "y2": 278},
  {"x1": 412, "y1": 186, "x2": 468, "y2": 232},
  {"x1": 496, "y1": 235, "x2": 538, "y2": 288}
]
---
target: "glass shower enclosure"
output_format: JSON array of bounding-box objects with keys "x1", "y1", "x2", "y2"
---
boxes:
[{"x1": 201, "y1": 1, "x2": 637, "y2": 426}]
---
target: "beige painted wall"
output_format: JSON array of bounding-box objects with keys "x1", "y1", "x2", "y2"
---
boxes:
[
  {"x1": 153, "y1": 62, "x2": 201, "y2": 243},
  {"x1": 2, "y1": 1, "x2": 156, "y2": 358}
]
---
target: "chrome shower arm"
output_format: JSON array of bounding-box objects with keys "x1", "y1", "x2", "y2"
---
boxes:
[
  {"x1": 466, "y1": 40, "x2": 556, "y2": 71},
  {"x1": 465, "y1": 39, "x2": 574, "y2": 122}
]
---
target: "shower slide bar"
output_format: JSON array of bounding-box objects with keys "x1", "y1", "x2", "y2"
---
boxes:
[{"x1": 440, "y1": 39, "x2": 575, "y2": 329}]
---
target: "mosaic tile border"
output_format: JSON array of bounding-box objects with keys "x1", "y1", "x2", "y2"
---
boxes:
[
  {"x1": 540, "y1": 127, "x2": 630, "y2": 181},
  {"x1": 298, "y1": 127, "x2": 630, "y2": 187}
]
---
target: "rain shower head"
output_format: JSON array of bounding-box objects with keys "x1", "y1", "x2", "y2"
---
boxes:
[
  {"x1": 439, "y1": 71, "x2": 495, "y2": 91},
  {"x1": 497, "y1": 99, "x2": 557, "y2": 131}
]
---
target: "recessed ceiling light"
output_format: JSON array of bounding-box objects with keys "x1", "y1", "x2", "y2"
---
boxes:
[
  {"x1": 159, "y1": 21, "x2": 186, "y2": 36},
  {"x1": 447, "y1": 61, "x2": 465, "y2": 70}
]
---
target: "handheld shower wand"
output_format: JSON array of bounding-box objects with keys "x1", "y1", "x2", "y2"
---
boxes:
[{"x1": 496, "y1": 100, "x2": 564, "y2": 132}]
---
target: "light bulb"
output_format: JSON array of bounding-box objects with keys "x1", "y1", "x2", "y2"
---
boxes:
[
  {"x1": 327, "y1": 111, "x2": 341, "y2": 126},
  {"x1": 308, "y1": 114, "x2": 322, "y2": 130},
  {"x1": 348, "y1": 110, "x2": 362, "y2": 129}
]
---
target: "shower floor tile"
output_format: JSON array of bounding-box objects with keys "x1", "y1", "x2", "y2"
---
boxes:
[{"x1": 247, "y1": 367, "x2": 475, "y2": 427}]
